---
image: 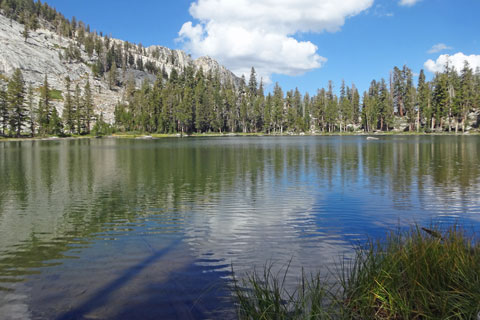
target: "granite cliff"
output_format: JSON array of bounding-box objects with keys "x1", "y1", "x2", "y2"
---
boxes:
[{"x1": 0, "y1": 13, "x2": 239, "y2": 123}]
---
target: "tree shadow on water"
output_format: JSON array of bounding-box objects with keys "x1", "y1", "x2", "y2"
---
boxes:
[
  {"x1": 54, "y1": 239, "x2": 235, "y2": 320},
  {"x1": 110, "y1": 261, "x2": 235, "y2": 320}
]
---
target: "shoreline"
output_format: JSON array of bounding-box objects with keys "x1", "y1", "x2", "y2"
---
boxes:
[{"x1": 0, "y1": 130, "x2": 478, "y2": 142}]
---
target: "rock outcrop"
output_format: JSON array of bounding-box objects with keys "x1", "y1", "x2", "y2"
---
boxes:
[{"x1": 0, "y1": 13, "x2": 239, "y2": 123}]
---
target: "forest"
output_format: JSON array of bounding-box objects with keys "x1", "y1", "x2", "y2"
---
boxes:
[{"x1": 0, "y1": 0, "x2": 479, "y2": 137}]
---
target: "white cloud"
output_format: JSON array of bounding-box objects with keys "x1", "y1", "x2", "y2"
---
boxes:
[
  {"x1": 399, "y1": 0, "x2": 421, "y2": 6},
  {"x1": 427, "y1": 43, "x2": 453, "y2": 54},
  {"x1": 373, "y1": 4, "x2": 394, "y2": 17},
  {"x1": 424, "y1": 52, "x2": 480, "y2": 73},
  {"x1": 178, "y1": 0, "x2": 373, "y2": 81}
]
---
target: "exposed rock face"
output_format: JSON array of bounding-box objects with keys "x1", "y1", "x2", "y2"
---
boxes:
[{"x1": 0, "y1": 13, "x2": 239, "y2": 123}]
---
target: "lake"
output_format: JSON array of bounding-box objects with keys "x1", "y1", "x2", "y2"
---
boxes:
[{"x1": 1, "y1": 136, "x2": 480, "y2": 319}]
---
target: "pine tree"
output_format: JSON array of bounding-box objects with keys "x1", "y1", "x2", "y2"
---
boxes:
[
  {"x1": 302, "y1": 92, "x2": 311, "y2": 132},
  {"x1": 38, "y1": 74, "x2": 51, "y2": 135},
  {"x1": 272, "y1": 83, "x2": 284, "y2": 133},
  {"x1": 22, "y1": 24, "x2": 29, "y2": 42},
  {"x1": 123, "y1": 73, "x2": 136, "y2": 104},
  {"x1": 417, "y1": 70, "x2": 429, "y2": 131},
  {"x1": 339, "y1": 80, "x2": 352, "y2": 132},
  {"x1": 293, "y1": 88, "x2": 302, "y2": 131},
  {"x1": 459, "y1": 61, "x2": 475, "y2": 132},
  {"x1": 108, "y1": 62, "x2": 117, "y2": 90},
  {"x1": 136, "y1": 57, "x2": 144, "y2": 71},
  {"x1": 252, "y1": 79, "x2": 264, "y2": 133},
  {"x1": 312, "y1": 89, "x2": 325, "y2": 132},
  {"x1": 49, "y1": 107, "x2": 63, "y2": 136},
  {"x1": 362, "y1": 80, "x2": 379, "y2": 132},
  {"x1": 240, "y1": 93, "x2": 248, "y2": 133},
  {"x1": 128, "y1": 52, "x2": 135, "y2": 67},
  {"x1": 211, "y1": 72, "x2": 224, "y2": 133},
  {"x1": 29, "y1": 13, "x2": 39, "y2": 31},
  {"x1": 432, "y1": 73, "x2": 449, "y2": 131},
  {"x1": 325, "y1": 81, "x2": 338, "y2": 132},
  {"x1": 248, "y1": 67, "x2": 258, "y2": 96},
  {"x1": 84, "y1": 34, "x2": 95, "y2": 58},
  {"x1": 92, "y1": 112, "x2": 110, "y2": 136},
  {"x1": 27, "y1": 84, "x2": 35, "y2": 136},
  {"x1": 402, "y1": 66, "x2": 416, "y2": 131},
  {"x1": 0, "y1": 83, "x2": 9, "y2": 136},
  {"x1": 236, "y1": 75, "x2": 247, "y2": 133},
  {"x1": 62, "y1": 76, "x2": 75, "y2": 134},
  {"x1": 443, "y1": 63, "x2": 459, "y2": 132},
  {"x1": 378, "y1": 79, "x2": 392, "y2": 131},
  {"x1": 224, "y1": 84, "x2": 237, "y2": 133},
  {"x1": 150, "y1": 78, "x2": 163, "y2": 133},
  {"x1": 194, "y1": 69, "x2": 208, "y2": 132},
  {"x1": 7, "y1": 69, "x2": 27, "y2": 137},
  {"x1": 392, "y1": 66, "x2": 405, "y2": 117},
  {"x1": 137, "y1": 78, "x2": 152, "y2": 132},
  {"x1": 84, "y1": 78, "x2": 93, "y2": 133},
  {"x1": 351, "y1": 85, "x2": 360, "y2": 125},
  {"x1": 263, "y1": 93, "x2": 273, "y2": 133},
  {"x1": 74, "y1": 84, "x2": 83, "y2": 135},
  {"x1": 178, "y1": 85, "x2": 194, "y2": 134}
]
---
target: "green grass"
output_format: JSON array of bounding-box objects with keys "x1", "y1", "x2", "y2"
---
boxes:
[
  {"x1": 233, "y1": 262, "x2": 338, "y2": 320},
  {"x1": 233, "y1": 225, "x2": 480, "y2": 320},
  {"x1": 33, "y1": 87, "x2": 64, "y2": 100},
  {"x1": 49, "y1": 89, "x2": 63, "y2": 100}
]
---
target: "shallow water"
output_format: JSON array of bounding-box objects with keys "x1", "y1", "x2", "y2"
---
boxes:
[{"x1": 1, "y1": 136, "x2": 480, "y2": 319}]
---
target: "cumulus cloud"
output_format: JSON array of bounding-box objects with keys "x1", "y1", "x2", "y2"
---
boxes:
[
  {"x1": 399, "y1": 0, "x2": 421, "y2": 6},
  {"x1": 427, "y1": 43, "x2": 453, "y2": 54},
  {"x1": 178, "y1": 0, "x2": 373, "y2": 81},
  {"x1": 424, "y1": 52, "x2": 480, "y2": 73}
]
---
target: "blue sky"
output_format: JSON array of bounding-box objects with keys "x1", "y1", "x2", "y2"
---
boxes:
[{"x1": 45, "y1": 0, "x2": 479, "y2": 94}]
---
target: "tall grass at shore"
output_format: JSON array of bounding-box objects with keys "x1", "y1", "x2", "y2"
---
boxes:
[
  {"x1": 232, "y1": 262, "x2": 338, "y2": 320},
  {"x1": 233, "y1": 225, "x2": 480, "y2": 319}
]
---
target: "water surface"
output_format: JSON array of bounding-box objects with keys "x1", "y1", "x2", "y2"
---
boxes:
[{"x1": 1, "y1": 136, "x2": 480, "y2": 319}]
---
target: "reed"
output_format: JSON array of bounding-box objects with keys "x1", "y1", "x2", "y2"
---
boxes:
[
  {"x1": 232, "y1": 262, "x2": 337, "y2": 320},
  {"x1": 233, "y1": 225, "x2": 480, "y2": 319}
]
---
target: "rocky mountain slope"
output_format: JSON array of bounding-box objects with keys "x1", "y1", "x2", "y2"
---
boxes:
[{"x1": 0, "y1": 13, "x2": 239, "y2": 123}]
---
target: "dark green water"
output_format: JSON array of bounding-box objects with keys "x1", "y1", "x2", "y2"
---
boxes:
[{"x1": 1, "y1": 136, "x2": 480, "y2": 319}]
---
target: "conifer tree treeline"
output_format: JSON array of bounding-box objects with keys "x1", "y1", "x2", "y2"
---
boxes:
[
  {"x1": 1, "y1": 65, "x2": 479, "y2": 137},
  {"x1": 0, "y1": 69, "x2": 104, "y2": 137},
  {"x1": 113, "y1": 64, "x2": 480, "y2": 135}
]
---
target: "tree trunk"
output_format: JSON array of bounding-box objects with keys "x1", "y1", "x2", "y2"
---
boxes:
[
  {"x1": 416, "y1": 109, "x2": 420, "y2": 132},
  {"x1": 448, "y1": 110, "x2": 451, "y2": 132}
]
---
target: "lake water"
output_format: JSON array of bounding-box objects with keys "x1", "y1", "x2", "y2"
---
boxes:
[{"x1": 1, "y1": 136, "x2": 480, "y2": 319}]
